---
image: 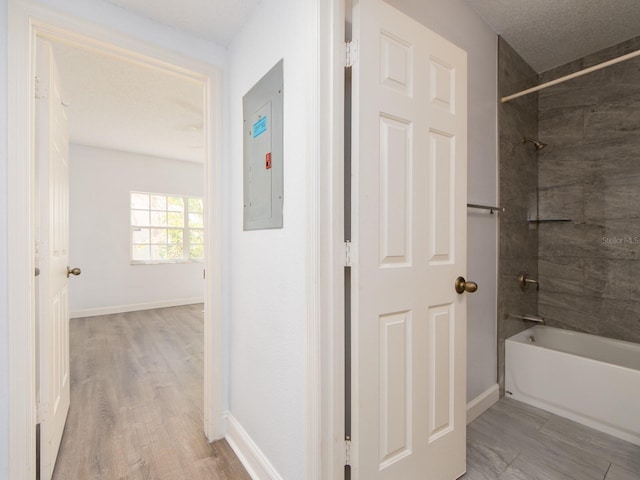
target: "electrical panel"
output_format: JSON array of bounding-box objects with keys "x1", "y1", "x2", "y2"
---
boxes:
[{"x1": 243, "y1": 60, "x2": 284, "y2": 230}]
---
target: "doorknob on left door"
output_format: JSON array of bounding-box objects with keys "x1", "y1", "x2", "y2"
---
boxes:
[
  {"x1": 455, "y1": 276, "x2": 477, "y2": 294},
  {"x1": 66, "y1": 266, "x2": 81, "y2": 278}
]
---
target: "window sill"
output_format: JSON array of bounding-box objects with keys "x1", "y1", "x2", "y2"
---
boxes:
[{"x1": 130, "y1": 259, "x2": 204, "y2": 266}]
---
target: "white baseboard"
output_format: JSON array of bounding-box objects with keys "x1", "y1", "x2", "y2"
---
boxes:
[
  {"x1": 467, "y1": 384, "x2": 499, "y2": 425},
  {"x1": 221, "y1": 386, "x2": 496, "y2": 479},
  {"x1": 70, "y1": 297, "x2": 204, "y2": 318},
  {"x1": 224, "y1": 412, "x2": 283, "y2": 480}
]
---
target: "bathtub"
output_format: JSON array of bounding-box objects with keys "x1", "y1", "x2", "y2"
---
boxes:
[{"x1": 505, "y1": 325, "x2": 640, "y2": 446}]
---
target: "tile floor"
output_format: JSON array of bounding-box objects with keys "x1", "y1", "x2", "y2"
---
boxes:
[{"x1": 462, "y1": 397, "x2": 640, "y2": 480}]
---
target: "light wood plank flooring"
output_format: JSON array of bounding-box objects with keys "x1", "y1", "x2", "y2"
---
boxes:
[
  {"x1": 52, "y1": 305, "x2": 250, "y2": 480},
  {"x1": 463, "y1": 397, "x2": 640, "y2": 480}
]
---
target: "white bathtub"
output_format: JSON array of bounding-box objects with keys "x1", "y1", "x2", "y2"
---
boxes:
[{"x1": 505, "y1": 325, "x2": 640, "y2": 446}]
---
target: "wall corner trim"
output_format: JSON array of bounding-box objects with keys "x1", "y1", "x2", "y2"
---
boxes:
[
  {"x1": 467, "y1": 384, "x2": 500, "y2": 425},
  {"x1": 224, "y1": 412, "x2": 284, "y2": 480}
]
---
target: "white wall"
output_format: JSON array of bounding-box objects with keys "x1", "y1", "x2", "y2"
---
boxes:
[
  {"x1": 68, "y1": 145, "x2": 204, "y2": 316},
  {"x1": 386, "y1": 0, "x2": 499, "y2": 402},
  {"x1": 227, "y1": 0, "x2": 309, "y2": 478},
  {"x1": 0, "y1": 0, "x2": 9, "y2": 475}
]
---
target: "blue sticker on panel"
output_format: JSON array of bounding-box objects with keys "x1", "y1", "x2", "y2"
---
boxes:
[{"x1": 252, "y1": 116, "x2": 267, "y2": 138}]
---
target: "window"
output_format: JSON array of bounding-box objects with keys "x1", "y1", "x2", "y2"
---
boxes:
[{"x1": 130, "y1": 192, "x2": 204, "y2": 263}]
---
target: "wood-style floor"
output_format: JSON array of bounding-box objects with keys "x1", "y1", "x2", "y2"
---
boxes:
[
  {"x1": 463, "y1": 397, "x2": 640, "y2": 480},
  {"x1": 52, "y1": 304, "x2": 250, "y2": 480},
  {"x1": 55, "y1": 304, "x2": 640, "y2": 479}
]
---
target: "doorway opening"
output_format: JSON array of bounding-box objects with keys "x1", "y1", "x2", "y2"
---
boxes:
[
  {"x1": 8, "y1": 6, "x2": 224, "y2": 478},
  {"x1": 37, "y1": 34, "x2": 209, "y2": 478}
]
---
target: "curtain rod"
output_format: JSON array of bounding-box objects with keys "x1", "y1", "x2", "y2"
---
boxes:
[{"x1": 501, "y1": 48, "x2": 640, "y2": 103}]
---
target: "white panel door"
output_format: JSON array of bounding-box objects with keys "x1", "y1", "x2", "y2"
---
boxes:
[
  {"x1": 351, "y1": 1, "x2": 469, "y2": 478},
  {"x1": 36, "y1": 38, "x2": 71, "y2": 480}
]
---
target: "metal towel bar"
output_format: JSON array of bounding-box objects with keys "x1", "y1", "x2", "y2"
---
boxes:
[
  {"x1": 467, "y1": 203, "x2": 505, "y2": 214},
  {"x1": 509, "y1": 314, "x2": 545, "y2": 324}
]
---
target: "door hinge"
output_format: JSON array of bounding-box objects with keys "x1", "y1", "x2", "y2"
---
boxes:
[
  {"x1": 345, "y1": 437, "x2": 351, "y2": 466},
  {"x1": 203, "y1": 268, "x2": 206, "y2": 280},
  {"x1": 36, "y1": 402, "x2": 48, "y2": 424},
  {"x1": 34, "y1": 76, "x2": 41, "y2": 99},
  {"x1": 344, "y1": 241, "x2": 353, "y2": 267},
  {"x1": 345, "y1": 40, "x2": 359, "y2": 68}
]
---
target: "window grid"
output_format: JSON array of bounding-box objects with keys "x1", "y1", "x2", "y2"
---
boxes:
[{"x1": 131, "y1": 192, "x2": 204, "y2": 263}]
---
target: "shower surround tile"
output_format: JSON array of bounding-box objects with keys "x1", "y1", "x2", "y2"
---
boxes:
[
  {"x1": 538, "y1": 257, "x2": 584, "y2": 296},
  {"x1": 532, "y1": 137, "x2": 640, "y2": 188},
  {"x1": 538, "y1": 106, "x2": 586, "y2": 147},
  {"x1": 600, "y1": 220, "x2": 640, "y2": 260},
  {"x1": 582, "y1": 35, "x2": 640, "y2": 69},
  {"x1": 584, "y1": 102, "x2": 640, "y2": 142},
  {"x1": 538, "y1": 291, "x2": 602, "y2": 334},
  {"x1": 538, "y1": 50, "x2": 640, "y2": 110},
  {"x1": 537, "y1": 35, "x2": 640, "y2": 345},
  {"x1": 500, "y1": 222, "x2": 537, "y2": 259},
  {"x1": 599, "y1": 297, "x2": 640, "y2": 341},
  {"x1": 537, "y1": 185, "x2": 584, "y2": 223},
  {"x1": 584, "y1": 258, "x2": 635, "y2": 300},
  {"x1": 584, "y1": 178, "x2": 640, "y2": 221},
  {"x1": 497, "y1": 37, "x2": 538, "y2": 394},
  {"x1": 538, "y1": 85, "x2": 599, "y2": 110},
  {"x1": 538, "y1": 58, "x2": 584, "y2": 84},
  {"x1": 538, "y1": 222, "x2": 605, "y2": 258}
]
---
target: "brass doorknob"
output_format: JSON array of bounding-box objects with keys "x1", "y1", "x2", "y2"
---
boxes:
[
  {"x1": 455, "y1": 276, "x2": 477, "y2": 294},
  {"x1": 66, "y1": 267, "x2": 81, "y2": 278}
]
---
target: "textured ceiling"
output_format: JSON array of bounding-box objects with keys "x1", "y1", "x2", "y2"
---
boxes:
[
  {"x1": 52, "y1": 41, "x2": 205, "y2": 163},
  {"x1": 102, "y1": 0, "x2": 260, "y2": 46},
  {"x1": 464, "y1": 0, "x2": 640, "y2": 72}
]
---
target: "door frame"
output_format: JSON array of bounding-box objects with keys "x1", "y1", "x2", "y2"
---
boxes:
[
  {"x1": 317, "y1": 0, "x2": 471, "y2": 477},
  {"x1": 316, "y1": 0, "x2": 348, "y2": 477},
  {"x1": 7, "y1": 2, "x2": 224, "y2": 478}
]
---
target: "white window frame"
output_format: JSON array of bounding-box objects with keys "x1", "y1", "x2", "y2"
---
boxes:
[{"x1": 130, "y1": 191, "x2": 204, "y2": 264}]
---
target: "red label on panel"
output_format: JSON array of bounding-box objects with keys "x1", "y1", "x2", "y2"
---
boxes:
[{"x1": 266, "y1": 152, "x2": 272, "y2": 169}]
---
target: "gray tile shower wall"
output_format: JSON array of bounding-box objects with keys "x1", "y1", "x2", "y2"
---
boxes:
[
  {"x1": 497, "y1": 38, "x2": 539, "y2": 394},
  {"x1": 537, "y1": 35, "x2": 640, "y2": 344}
]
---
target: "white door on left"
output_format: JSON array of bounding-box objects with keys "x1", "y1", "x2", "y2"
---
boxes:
[{"x1": 36, "y1": 38, "x2": 73, "y2": 480}]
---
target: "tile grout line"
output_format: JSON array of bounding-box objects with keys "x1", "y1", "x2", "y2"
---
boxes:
[
  {"x1": 539, "y1": 416, "x2": 637, "y2": 477},
  {"x1": 505, "y1": 450, "x2": 522, "y2": 470}
]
